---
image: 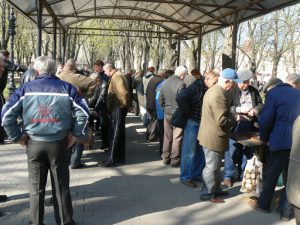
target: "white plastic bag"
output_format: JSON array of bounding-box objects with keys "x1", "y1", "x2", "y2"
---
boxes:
[{"x1": 240, "y1": 155, "x2": 263, "y2": 197}]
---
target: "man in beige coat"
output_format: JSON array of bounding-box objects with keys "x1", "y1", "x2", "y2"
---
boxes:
[
  {"x1": 198, "y1": 68, "x2": 238, "y2": 203},
  {"x1": 99, "y1": 62, "x2": 131, "y2": 167},
  {"x1": 57, "y1": 58, "x2": 96, "y2": 169},
  {"x1": 287, "y1": 115, "x2": 300, "y2": 224}
]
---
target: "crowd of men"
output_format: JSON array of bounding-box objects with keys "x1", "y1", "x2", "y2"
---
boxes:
[{"x1": 0, "y1": 51, "x2": 300, "y2": 225}]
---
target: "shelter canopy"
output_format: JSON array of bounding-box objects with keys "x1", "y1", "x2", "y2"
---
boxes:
[{"x1": 6, "y1": 0, "x2": 300, "y2": 39}]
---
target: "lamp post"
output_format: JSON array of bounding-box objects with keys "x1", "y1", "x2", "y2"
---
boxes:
[{"x1": 8, "y1": 8, "x2": 16, "y2": 96}]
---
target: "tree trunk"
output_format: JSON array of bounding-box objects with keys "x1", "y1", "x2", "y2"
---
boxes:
[
  {"x1": 271, "y1": 56, "x2": 280, "y2": 78},
  {"x1": 143, "y1": 39, "x2": 150, "y2": 71}
]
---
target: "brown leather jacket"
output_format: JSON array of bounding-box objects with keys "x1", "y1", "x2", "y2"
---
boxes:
[{"x1": 107, "y1": 70, "x2": 131, "y2": 112}]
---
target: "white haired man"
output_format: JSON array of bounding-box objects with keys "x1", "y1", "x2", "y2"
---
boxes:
[
  {"x1": 158, "y1": 66, "x2": 187, "y2": 167},
  {"x1": 1, "y1": 56, "x2": 89, "y2": 225}
]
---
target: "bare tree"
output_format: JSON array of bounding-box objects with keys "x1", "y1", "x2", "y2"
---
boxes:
[
  {"x1": 268, "y1": 8, "x2": 297, "y2": 78},
  {"x1": 237, "y1": 17, "x2": 270, "y2": 80}
]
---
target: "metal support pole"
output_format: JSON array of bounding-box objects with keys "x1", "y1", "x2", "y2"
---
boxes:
[
  {"x1": 177, "y1": 36, "x2": 181, "y2": 66},
  {"x1": 62, "y1": 29, "x2": 66, "y2": 63},
  {"x1": 197, "y1": 27, "x2": 203, "y2": 71},
  {"x1": 36, "y1": 0, "x2": 42, "y2": 56},
  {"x1": 231, "y1": 11, "x2": 238, "y2": 69},
  {"x1": 53, "y1": 20, "x2": 57, "y2": 59},
  {"x1": 59, "y1": 30, "x2": 62, "y2": 62},
  {"x1": 8, "y1": 8, "x2": 16, "y2": 96}
]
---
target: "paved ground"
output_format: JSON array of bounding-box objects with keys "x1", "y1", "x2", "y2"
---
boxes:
[{"x1": 0, "y1": 114, "x2": 296, "y2": 225}]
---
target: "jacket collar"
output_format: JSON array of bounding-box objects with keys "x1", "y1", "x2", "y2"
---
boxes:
[{"x1": 36, "y1": 74, "x2": 58, "y2": 80}]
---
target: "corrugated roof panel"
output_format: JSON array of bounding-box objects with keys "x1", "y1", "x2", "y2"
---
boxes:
[{"x1": 4, "y1": 0, "x2": 300, "y2": 38}]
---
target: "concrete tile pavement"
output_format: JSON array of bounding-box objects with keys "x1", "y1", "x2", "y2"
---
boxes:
[{"x1": 0, "y1": 114, "x2": 296, "y2": 225}]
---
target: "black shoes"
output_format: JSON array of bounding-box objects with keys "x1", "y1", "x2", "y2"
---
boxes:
[
  {"x1": 280, "y1": 213, "x2": 293, "y2": 221},
  {"x1": 97, "y1": 160, "x2": 126, "y2": 167},
  {"x1": 0, "y1": 195, "x2": 8, "y2": 202},
  {"x1": 163, "y1": 160, "x2": 170, "y2": 165},
  {"x1": 70, "y1": 163, "x2": 86, "y2": 169},
  {"x1": 100, "y1": 145, "x2": 108, "y2": 151},
  {"x1": 170, "y1": 162, "x2": 180, "y2": 168}
]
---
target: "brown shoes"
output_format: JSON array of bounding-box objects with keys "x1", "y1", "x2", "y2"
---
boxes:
[
  {"x1": 209, "y1": 197, "x2": 225, "y2": 203},
  {"x1": 181, "y1": 180, "x2": 197, "y2": 188}
]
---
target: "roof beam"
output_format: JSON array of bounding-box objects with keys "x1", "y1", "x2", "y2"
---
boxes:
[
  {"x1": 34, "y1": 14, "x2": 205, "y2": 25},
  {"x1": 181, "y1": 0, "x2": 266, "y2": 35},
  {"x1": 40, "y1": 0, "x2": 64, "y2": 29},
  {"x1": 123, "y1": 0, "x2": 237, "y2": 9},
  {"x1": 48, "y1": 32, "x2": 178, "y2": 39},
  {"x1": 44, "y1": 26, "x2": 197, "y2": 35}
]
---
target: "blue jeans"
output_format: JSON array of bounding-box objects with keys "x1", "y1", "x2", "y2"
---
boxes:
[
  {"x1": 180, "y1": 119, "x2": 205, "y2": 182},
  {"x1": 70, "y1": 143, "x2": 84, "y2": 168},
  {"x1": 224, "y1": 139, "x2": 253, "y2": 180},
  {"x1": 200, "y1": 147, "x2": 223, "y2": 198}
]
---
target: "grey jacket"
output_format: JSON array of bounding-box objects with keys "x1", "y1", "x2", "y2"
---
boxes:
[
  {"x1": 158, "y1": 75, "x2": 186, "y2": 117},
  {"x1": 287, "y1": 115, "x2": 300, "y2": 208}
]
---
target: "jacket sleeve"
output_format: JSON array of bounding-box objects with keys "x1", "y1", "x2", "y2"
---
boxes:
[
  {"x1": 254, "y1": 88, "x2": 263, "y2": 116},
  {"x1": 158, "y1": 85, "x2": 165, "y2": 109},
  {"x1": 176, "y1": 82, "x2": 195, "y2": 116},
  {"x1": 69, "y1": 87, "x2": 90, "y2": 139},
  {"x1": 94, "y1": 79, "x2": 108, "y2": 111},
  {"x1": 1, "y1": 87, "x2": 24, "y2": 141},
  {"x1": 75, "y1": 74, "x2": 96, "y2": 98},
  {"x1": 88, "y1": 86, "x2": 100, "y2": 108},
  {"x1": 212, "y1": 92, "x2": 235, "y2": 130},
  {"x1": 258, "y1": 92, "x2": 276, "y2": 143}
]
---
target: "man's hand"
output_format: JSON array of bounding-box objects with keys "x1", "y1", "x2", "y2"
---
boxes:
[
  {"x1": 19, "y1": 134, "x2": 29, "y2": 147},
  {"x1": 248, "y1": 108, "x2": 256, "y2": 117},
  {"x1": 67, "y1": 134, "x2": 76, "y2": 148},
  {"x1": 233, "y1": 113, "x2": 240, "y2": 122}
]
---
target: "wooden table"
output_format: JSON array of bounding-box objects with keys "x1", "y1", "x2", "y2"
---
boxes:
[{"x1": 230, "y1": 132, "x2": 268, "y2": 163}]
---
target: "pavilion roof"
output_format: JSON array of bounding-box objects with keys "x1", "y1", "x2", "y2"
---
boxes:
[{"x1": 5, "y1": 0, "x2": 300, "y2": 39}]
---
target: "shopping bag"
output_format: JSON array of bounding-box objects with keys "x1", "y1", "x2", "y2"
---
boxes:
[{"x1": 240, "y1": 155, "x2": 263, "y2": 197}]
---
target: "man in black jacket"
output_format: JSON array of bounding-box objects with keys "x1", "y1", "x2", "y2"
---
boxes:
[
  {"x1": 177, "y1": 70, "x2": 219, "y2": 187},
  {"x1": 93, "y1": 60, "x2": 110, "y2": 150}
]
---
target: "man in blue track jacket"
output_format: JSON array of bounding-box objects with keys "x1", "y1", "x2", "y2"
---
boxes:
[{"x1": 1, "y1": 56, "x2": 89, "y2": 225}]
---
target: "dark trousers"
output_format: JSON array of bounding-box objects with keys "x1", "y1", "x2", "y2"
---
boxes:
[
  {"x1": 26, "y1": 138, "x2": 74, "y2": 225},
  {"x1": 108, "y1": 108, "x2": 127, "y2": 164},
  {"x1": 100, "y1": 105, "x2": 110, "y2": 147},
  {"x1": 158, "y1": 119, "x2": 164, "y2": 157},
  {"x1": 258, "y1": 150, "x2": 293, "y2": 216},
  {"x1": 146, "y1": 110, "x2": 158, "y2": 141},
  {"x1": 132, "y1": 93, "x2": 139, "y2": 116},
  {"x1": 70, "y1": 143, "x2": 84, "y2": 168}
]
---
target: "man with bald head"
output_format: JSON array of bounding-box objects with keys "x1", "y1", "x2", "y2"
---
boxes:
[{"x1": 57, "y1": 58, "x2": 96, "y2": 169}]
